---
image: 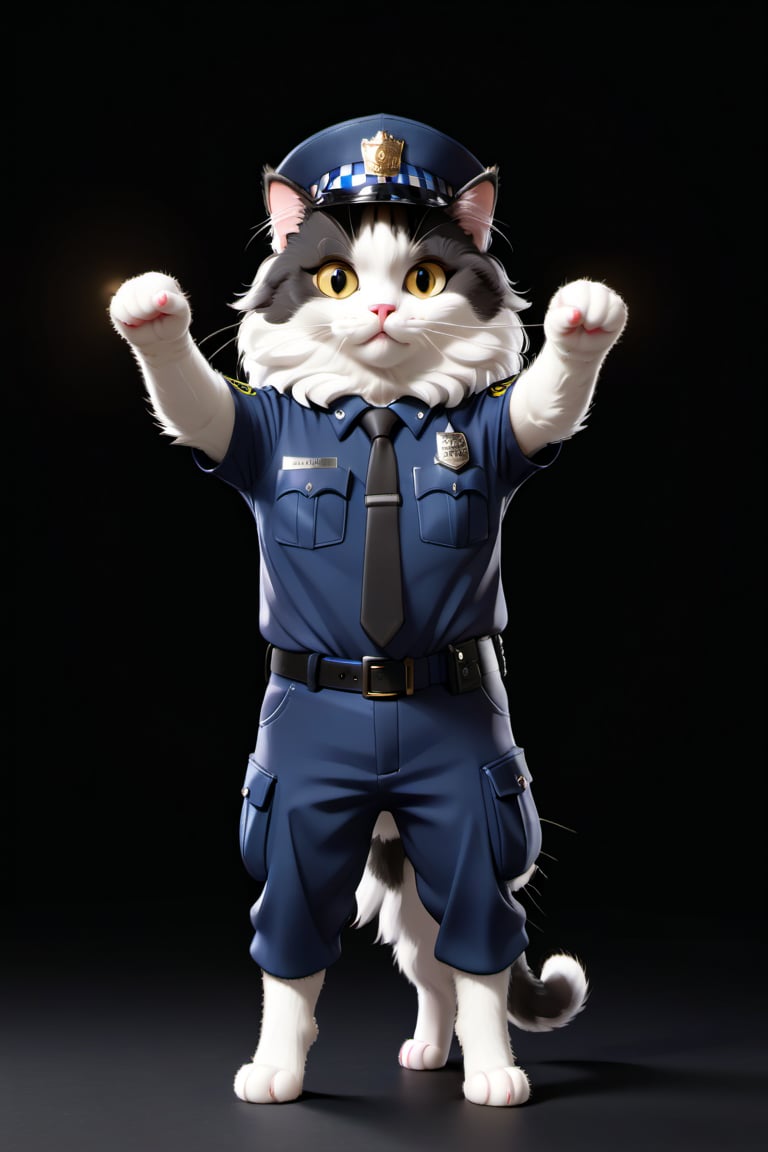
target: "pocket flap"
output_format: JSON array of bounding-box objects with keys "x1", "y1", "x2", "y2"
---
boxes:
[
  {"x1": 275, "y1": 467, "x2": 351, "y2": 500},
  {"x1": 242, "y1": 755, "x2": 276, "y2": 809},
  {"x1": 413, "y1": 464, "x2": 488, "y2": 500},
  {"x1": 482, "y1": 748, "x2": 531, "y2": 798}
]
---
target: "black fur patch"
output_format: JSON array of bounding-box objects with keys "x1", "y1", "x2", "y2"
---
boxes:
[
  {"x1": 509, "y1": 954, "x2": 573, "y2": 1021},
  {"x1": 367, "y1": 836, "x2": 406, "y2": 890},
  {"x1": 238, "y1": 203, "x2": 511, "y2": 325}
]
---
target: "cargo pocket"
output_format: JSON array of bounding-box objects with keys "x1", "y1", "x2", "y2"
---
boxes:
[
  {"x1": 481, "y1": 748, "x2": 542, "y2": 881},
  {"x1": 239, "y1": 754, "x2": 276, "y2": 882},
  {"x1": 273, "y1": 467, "x2": 351, "y2": 548},
  {"x1": 413, "y1": 464, "x2": 489, "y2": 547}
]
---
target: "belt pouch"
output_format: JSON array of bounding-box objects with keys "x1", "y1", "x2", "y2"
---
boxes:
[{"x1": 446, "y1": 638, "x2": 483, "y2": 694}]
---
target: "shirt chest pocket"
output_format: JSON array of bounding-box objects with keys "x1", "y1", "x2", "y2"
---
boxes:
[
  {"x1": 273, "y1": 467, "x2": 352, "y2": 549},
  {"x1": 413, "y1": 464, "x2": 489, "y2": 548}
]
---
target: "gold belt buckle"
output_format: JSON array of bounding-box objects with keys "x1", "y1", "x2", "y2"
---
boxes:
[{"x1": 361, "y1": 656, "x2": 414, "y2": 699}]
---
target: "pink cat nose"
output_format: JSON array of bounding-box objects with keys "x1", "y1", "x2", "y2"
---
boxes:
[{"x1": 370, "y1": 304, "x2": 396, "y2": 329}]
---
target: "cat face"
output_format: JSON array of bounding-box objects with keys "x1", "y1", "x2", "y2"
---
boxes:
[{"x1": 235, "y1": 190, "x2": 528, "y2": 409}]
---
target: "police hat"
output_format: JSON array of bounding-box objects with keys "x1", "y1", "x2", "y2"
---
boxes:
[{"x1": 273, "y1": 113, "x2": 488, "y2": 209}]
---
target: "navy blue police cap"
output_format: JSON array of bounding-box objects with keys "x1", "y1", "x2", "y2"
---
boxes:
[{"x1": 273, "y1": 113, "x2": 488, "y2": 209}]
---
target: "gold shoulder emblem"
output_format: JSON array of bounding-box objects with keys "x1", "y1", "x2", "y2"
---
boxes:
[
  {"x1": 488, "y1": 377, "x2": 516, "y2": 398},
  {"x1": 225, "y1": 375, "x2": 257, "y2": 395}
]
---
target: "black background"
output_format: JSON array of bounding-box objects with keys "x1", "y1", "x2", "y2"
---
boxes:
[{"x1": 8, "y1": 6, "x2": 766, "y2": 1150}]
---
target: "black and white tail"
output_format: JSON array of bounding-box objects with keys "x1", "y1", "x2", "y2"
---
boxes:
[
  {"x1": 507, "y1": 950, "x2": 588, "y2": 1031},
  {"x1": 355, "y1": 821, "x2": 588, "y2": 1051}
]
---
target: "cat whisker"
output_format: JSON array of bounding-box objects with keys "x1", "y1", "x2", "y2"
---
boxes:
[
  {"x1": 245, "y1": 218, "x2": 274, "y2": 252},
  {"x1": 418, "y1": 325, "x2": 527, "y2": 358},
  {"x1": 418, "y1": 322, "x2": 529, "y2": 356},
  {"x1": 267, "y1": 325, "x2": 335, "y2": 346},
  {"x1": 521, "y1": 888, "x2": 548, "y2": 917},
  {"x1": 210, "y1": 337, "x2": 241, "y2": 364},
  {"x1": 540, "y1": 818, "x2": 578, "y2": 834},
  {"x1": 537, "y1": 850, "x2": 559, "y2": 863},
  {"x1": 200, "y1": 328, "x2": 242, "y2": 366},
  {"x1": 199, "y1": 321, "x2": 242, "y2": 349},
  {"x1": 240, "y1": 323, "x2": 336, "y2": 357},
  {"x1": 420, "y1": 331, "x2": 444, "y2": 358},
  {"x1": 411, "y1": 216, "x2": 451, "y2": 246},
  {"x1": 419, "y1": 318, "x2": 528, "y2": 333},
  {"x1": 418, "y1": 328, "x2": 524, "y2": 353}
]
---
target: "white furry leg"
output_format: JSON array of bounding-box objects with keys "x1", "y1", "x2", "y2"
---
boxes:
[
  {"x1": 454, "y1": 968, "x2": 530, "y2": 1106},
  {"x1": 390, "y1": 862, "x2": 455, "y2": 1070},
  {"x1": 234, "y1": 969, "x2": 324, "y2": 1104},
  {"x1": 397, "y1": 964, "x2": 455, "y2": 1071}
]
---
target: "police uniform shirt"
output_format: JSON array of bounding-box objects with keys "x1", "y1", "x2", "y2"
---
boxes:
[{"x1": 194, "y1": 380, "x2": 559, "y2": 660}]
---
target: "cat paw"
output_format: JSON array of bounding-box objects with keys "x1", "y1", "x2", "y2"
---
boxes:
[
  {"x1": 109, "y1": 271, "x2": 191, "y2": 348},
  {"x1": 463, "y1": 1065, "x2": 531, "y2": 1107},
  {"x1": 398, "y1": 1038, "x2": 448, "y2": 1070},
  {"x1": 233, "y1": 1062, "x2": 302, "y2": 1104},
  {"x1": 544, "y1": 279, "x2": 627, "y2": 360}
]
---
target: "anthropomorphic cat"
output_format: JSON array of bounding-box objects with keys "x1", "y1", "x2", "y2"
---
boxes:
[{"x1": 109, "y1": 114, "x2": 627, "y2": 1107}]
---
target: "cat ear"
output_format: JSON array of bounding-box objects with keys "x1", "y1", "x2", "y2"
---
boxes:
[
  {"x1": 263, "y1": 170, "x2": 316, "y2": 252},
  {"x1": 447, "y1": 168, "x2": 498, "y2": 252}
]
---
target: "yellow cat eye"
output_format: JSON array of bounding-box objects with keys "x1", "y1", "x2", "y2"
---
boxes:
[
  {"x1": 404, "y1": 262, "x2": 447, "y2": 298},
  {"x1": 314, "y1": 262, "x2": 359, "y2": 299}
]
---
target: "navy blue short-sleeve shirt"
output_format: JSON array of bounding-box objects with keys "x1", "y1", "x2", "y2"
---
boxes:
[{"x1": 195, "y1": 381, "x2": 558, "y2": 660}]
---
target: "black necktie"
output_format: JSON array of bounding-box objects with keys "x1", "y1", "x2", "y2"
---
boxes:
[{"x1": 360, "y1": 407, "x2": 404, "y2": 648}]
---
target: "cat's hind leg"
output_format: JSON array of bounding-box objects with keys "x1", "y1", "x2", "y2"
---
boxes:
[
  {"x1": 234, "y1": 969, "x2": 324, "y2": 1103},
  {"x1": 355, "y1": 819, "x2": 455, "y2": 1071},
  {"x1": 454, "y1": 967, "x2": 530, "y2": 1106},
  {"x1": 388, "y1": 860, "x2": 456, "y2": 1071}
]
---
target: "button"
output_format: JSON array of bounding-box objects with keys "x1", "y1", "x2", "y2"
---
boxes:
[
  {"x1": 305, "y1": 482, "x2": 313, "y2": 492},
  {"x1": 335, "y1": 408, "x2": 345, "y2": 420},
  {"x1": 417, "y1": 411, "x2": 425, "y2": 419},
  {"x1": 516, "y1": 776, "x2": 527, "y2": 791},
  {"x1": 241, "y1": 787, "x2": 250, "y2": 798}
]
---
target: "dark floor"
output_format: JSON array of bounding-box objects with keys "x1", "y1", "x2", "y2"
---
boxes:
[{"x1": 3, "y1": 906, "x2": 766, "y2": 1152}]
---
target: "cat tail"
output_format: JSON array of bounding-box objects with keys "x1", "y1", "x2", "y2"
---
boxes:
[
  {"x1": 353, "y1": 858, "x2": 388, "y2": 929},
  {"x1": 353, "y1": 824, "x2": 405, "y2": 933},
  {"x1": 507, "y1": 950, "x2": 589, "y2": 1033},
  {"x1": 355, "y1": 831, "x2": 589, "y2": 1033}
]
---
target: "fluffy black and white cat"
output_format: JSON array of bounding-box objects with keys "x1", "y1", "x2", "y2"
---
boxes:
[{"x1": 110, "y1": 157, "x2": 626, "y2": 1107}]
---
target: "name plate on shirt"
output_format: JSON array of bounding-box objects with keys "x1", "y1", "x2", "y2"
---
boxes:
[{"x1": 282, "y1": 456, "x2": 339, "y2": 469}]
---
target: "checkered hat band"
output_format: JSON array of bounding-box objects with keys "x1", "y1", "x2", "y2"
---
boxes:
[{"x1": 315, "y1": 162, "x2": 453, "y2": 198}]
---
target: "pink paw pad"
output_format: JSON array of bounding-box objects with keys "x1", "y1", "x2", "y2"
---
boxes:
[
  {"x1": 463, "y1": 1066, "x2": 531, "y2": 1107},
  {"x1": 398, "y1": 1039, "x2": 445, "y2": 1070}
]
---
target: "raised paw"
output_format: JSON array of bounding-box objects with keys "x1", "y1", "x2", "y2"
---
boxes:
[
  {"x1": 544, "y1": 278, "x2": 627, "y2": 361},
  {"x1": 109, "y1": 271, "x2": 191, "y2": 349},
  {"x1": 399, "y1": 1038, "x2": 449, "y2": 1070},
  {"x1": 463, "y1": 1065, "x2": 531, "y2": 1107},
  {"x1": 233, "y1": 1062, "x2": 302, "y2": 1104}
]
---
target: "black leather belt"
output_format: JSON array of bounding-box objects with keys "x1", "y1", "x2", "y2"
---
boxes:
[{"x1": 268, "y1": 635, "x2": 505, "y2": 699}]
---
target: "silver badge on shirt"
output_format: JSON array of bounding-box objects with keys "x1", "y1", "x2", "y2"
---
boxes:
[{"x1": 435, "y1": 427, "x2": 470, "y2": 471}]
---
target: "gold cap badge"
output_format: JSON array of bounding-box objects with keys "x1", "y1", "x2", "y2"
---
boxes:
[{"x1": 361, "y1": 130, "x2": 405, "y2": 177}]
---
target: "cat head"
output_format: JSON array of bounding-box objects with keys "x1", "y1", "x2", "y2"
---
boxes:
[{"x1": 234, "y1": 114, "x2": 529, "y2": 408}]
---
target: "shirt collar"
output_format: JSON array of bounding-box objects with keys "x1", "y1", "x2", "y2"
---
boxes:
[{"x1": 325, "y1": 395, "x2": 436, "y2": 441}]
